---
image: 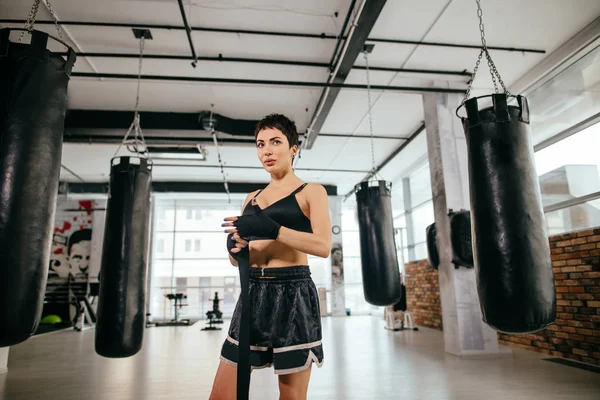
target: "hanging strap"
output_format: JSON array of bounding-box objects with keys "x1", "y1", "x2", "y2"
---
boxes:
[
  {"x1": 291, "y1": 182, "x2": 308, "y2": 195},
  {"x1": 236, "y1": 250, "x2": 251, "y2": 400}
]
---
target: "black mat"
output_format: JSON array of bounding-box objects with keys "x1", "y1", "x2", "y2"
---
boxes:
[{"x1": 543, "y1": 357, "x2": 600, "y2": 374}]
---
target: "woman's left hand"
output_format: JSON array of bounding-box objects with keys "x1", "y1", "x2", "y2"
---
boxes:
[{"x1": 222, "y1": 211, "x2": 281, "y2": 240}]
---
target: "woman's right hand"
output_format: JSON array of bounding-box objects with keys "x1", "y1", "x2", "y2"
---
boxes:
[{"x1": 229, "y1": 233, "x2": 248, "y2": 254}]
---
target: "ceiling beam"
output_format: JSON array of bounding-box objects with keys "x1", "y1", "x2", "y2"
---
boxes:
[
  {"x1": 303, "y1": 0, "x2": 387, "y2": 150},
  {"x1": 176, "y1": 0, "x2": 198, "y2": 67},
  {"x1": 0, "y1": 19, "x2": 545, "y2": 53},
  {"x1": 64, "y1": 110, "x2": 413, "y2": 143},
  {"x1": 58, "y1": 181, "x2": 338, "y2": 196},
  {"x1": 70, "y1": 72, "x2": 467, "y2": 93},
  {"x1": 344, "y1": 122, "x2": 426, "y2": 199},
  {"x1": 57, "y1": 52, "x2": 471, "y2": 77},
  {"x1": 63, "y1": 133, "x2": 406, "y2": 145}
]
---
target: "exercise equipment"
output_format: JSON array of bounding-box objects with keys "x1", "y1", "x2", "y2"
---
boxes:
[
  {"x1": 202, "y1": 292, "x2": 224, "y2": 331},
  {"x1": 154, "y1": 293, "x2": 190, "y2": 327},
  {"x1": 449, "y1": 210, "x2": 474, "y2": 268},
  {"x1": 459, "y1": 94, "x2": 555, "y2": 333},
  {"x1": 355, "y1": 181, "x2": 402, "y2": 306},
  {"x1": 0, "y1": 28, "x2": 76, "y2": 347},
  {"x1": 40, "y1": 315, "x2": 62, "y2": 325},
  {"x1": 95, "y1": 157, "x2": 152, "y2": 358},
  {"x1": 425, "y1": 223, "x2": 439, "y2": 270}
]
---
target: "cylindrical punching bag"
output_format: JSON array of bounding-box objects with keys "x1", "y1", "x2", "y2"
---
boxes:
[
  {"x1": 461, "y1": 94, "x2": 555, "y2": 333},
  {"x1": 95, "y1": 157, "x2": 152, "y2": 357},
  {"x1": 0, "y1": 29, "x2": 76, "y2": 347},
  {"x1": 449, "y1": 210, "x2": 474, "y2": 268},
  {"x1": 355, "y1": 181, "x2": 401, "y2": 306},
  {"x1": 426, "y1": 222, "x2": 439, "y2": 270}
]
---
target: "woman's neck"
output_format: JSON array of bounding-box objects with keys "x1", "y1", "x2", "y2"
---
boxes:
[{"x1": 269, "y1": 168, "x2": 300, "y2": 187}]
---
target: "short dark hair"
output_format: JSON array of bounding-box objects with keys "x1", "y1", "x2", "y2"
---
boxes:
[
  {"x1": 68, "y1": 229, "x2": 92, "y2": 255},
  {"x1": 254, "y1": 114, "x2": 299, "y2": 148}
]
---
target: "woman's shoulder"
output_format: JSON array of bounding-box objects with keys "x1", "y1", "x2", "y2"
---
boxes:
[
  {"x1": 302, "y1": 183, "x2": 328, "y2": 198},
  {"x1": 242, "y1": 190, "x2": 261, "y2": 209}
]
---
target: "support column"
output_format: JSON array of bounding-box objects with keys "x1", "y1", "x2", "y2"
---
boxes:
[
  {"x1": 0, "y1": 347, "x2": 8, "y2": 374},
  {"x1": 423, "y1": 92, "x2": 509, "y2": 358},
  {"x1": 402, "y1": 178, "x2": 416, "y2": 261},
  {"x1": 329, "y1": 195, "x2": 346, "y2": 316}
]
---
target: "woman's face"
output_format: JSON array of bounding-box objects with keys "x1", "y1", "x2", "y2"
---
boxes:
[{"x1": 256, "y1": 128, "x2": 297, "y2": 172}]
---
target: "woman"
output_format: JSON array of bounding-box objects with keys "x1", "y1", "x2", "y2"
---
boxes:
[{"x1": 210, "y1": 114, "x2": 332, "y2": 400}]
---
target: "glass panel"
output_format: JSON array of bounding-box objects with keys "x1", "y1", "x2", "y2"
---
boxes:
[
  {"x1": 544, "y1": 199, "x2": 600, "y2": 236},
  {"x1": 411, "y1": 200, "x2": 435, "y2": 244},
  {"x1": 414, "y1": 242, "x2": 428, "y2": 261},
  {"x1": 409, "y1": 162, "x2": 432, "y2": 208},
  {"x1": 344, "y1": 283, "x2": 372, "y2": 315},
  {"x1": 527, "y1": 43, "x2": 600, "y2": 146},
  {"x1": 154, "y1": 201, "x2": 175, "y2": 231},
  {"x1": 174, "y1": 200, "x2": 241, "y2": 232},
  {"x1": 536, "y1": 122, "x2": 600, "y2": 207},
  {"x1": 390, "y1": 185, "x2": 405, "y2": 215}
]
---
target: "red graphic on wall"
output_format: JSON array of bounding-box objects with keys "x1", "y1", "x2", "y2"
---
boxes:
[{"x1": 54, "y1": 221, "x2": 72, "y2": 235}]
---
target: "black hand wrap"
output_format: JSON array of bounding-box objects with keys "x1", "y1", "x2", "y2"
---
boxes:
[
  {"x1": 226, "y1": 233, "x2": 247, "y2": 260},
  {"x1": 233, "y1": 209, "x2": 281, "y2": 240}
]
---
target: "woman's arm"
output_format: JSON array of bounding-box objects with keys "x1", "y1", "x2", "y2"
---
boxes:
[
  {"x1": 275, "y1": 184, "x2": 332, "y2": 258},
  {"x1": 228, "y1": 191, "x2": 257, "y2": 266}
]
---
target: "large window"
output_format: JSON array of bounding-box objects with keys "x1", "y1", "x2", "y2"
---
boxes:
[
  {"x1": 527, "y1": 42, "x2": 600, "y2": 146},
  {"x1": 149, "y1": 198, "x2": 245, "y2": 321},
  {"x1": 528, "y1": 40, "x2": 600, "y2": 235},
  {"x1": 535, "y1": 122, "x2": 600, "y2": 235}
]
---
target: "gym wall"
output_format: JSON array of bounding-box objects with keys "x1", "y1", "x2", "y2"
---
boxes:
[
  {"x1": 405, "y1": 260, "x2": 443, "y2": 330},
  {"x1": 405, "y1": 227, "x2": 600, "y2": 366},
  {"x1": 498, "y1": 227, "x2": 600, "y2": 366},
  {"x1": 41, "y1": 198, "x2": 106, "y2": 325}
]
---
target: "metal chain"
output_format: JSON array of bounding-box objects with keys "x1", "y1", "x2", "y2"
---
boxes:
[
  {"x1": 44, "y1": 0, "x2": 64, "y2": 40},
  {"x1": 210, "y1": 106, "x2": 231, "y2": 203},
  {"x1": 363, "y1": 50, "x2": 376, "y2": 176},
  {"x1": 462, "y1": 0, "x2": 511, "y2": 106},
  {"x1": 18, "y1": 0, "x2": 41, "y2": 42},
  {"x1": 114, "y1": 37, "x2": 149, "y2": 159},
  {"x1": 19, "y1": 0, "x2": 64, "y2": 42}
]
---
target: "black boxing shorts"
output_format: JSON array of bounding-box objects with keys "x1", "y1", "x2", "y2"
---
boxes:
[{"x1": 220, "y1": 265, "x2": 324, "y2": 375}]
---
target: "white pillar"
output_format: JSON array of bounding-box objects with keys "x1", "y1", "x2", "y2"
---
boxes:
[
  {"x1": 329, "y1": 195, "x2": 346, "y2": 316},
  {"x1": 423, "y1": 92, "x2": 509, "y2": 358},
  {"x1": 0, "y1": 347, "x2": 8, "y2": 374}
]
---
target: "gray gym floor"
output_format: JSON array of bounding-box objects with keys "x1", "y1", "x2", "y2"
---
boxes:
[{"x1": 1, "y1": 316, "x2": 599, "y2": 399}]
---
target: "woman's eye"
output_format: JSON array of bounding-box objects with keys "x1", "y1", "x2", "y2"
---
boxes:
[{"x1": 273, "y1": 140, "x2": 280, "y2": 145}]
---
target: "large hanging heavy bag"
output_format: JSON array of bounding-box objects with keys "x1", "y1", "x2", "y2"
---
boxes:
[
  {"x1": 461, "y1": 94, "x2": 555, "y2": 333},
  {"x1": 355, "y1": 181, "x2": 401, "y2": 306},
  {"x1": 0, "y1": 29, "x2": 76, "y2": 347},
  {"x1": 95, "y1": 157, "x2": 152, "y2": 357}
]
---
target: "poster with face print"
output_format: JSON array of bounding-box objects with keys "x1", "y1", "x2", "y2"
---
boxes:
[{"x1": 49, "y1": 200, "x2": 96, "y2": 281}]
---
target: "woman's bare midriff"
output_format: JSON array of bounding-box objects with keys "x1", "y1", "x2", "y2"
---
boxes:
[{"x1": 249, "y1": 239, "x2": 308, "y2": 268}]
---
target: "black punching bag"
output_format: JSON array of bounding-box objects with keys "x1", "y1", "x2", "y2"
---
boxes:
[
  {"x1": 0, "y1": 29, "x2": 76, "y2": 347},
  {"x1": 95, "y1": 157, "x2": 152, "y2": 357},
  {"x1": 355, "y1": 181, "x2": 401, "y2": 306},
  {"x1": 461, "y1": 94, "x2": 555, "y2": 333},
  {"x1": 449, "y1": 210, "x2": 474, "y2": 268},
  {"x1": 426, "y1": 222, "x2": 439, "y2": 270}
]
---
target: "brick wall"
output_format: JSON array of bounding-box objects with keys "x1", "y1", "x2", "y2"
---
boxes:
[
  {"x1": 498, "y1": 228, "x2": 600, "y2": 365},
  {"x1": 405, "y1": 259, "x2": 443, "y2": 330},
  {"x1": 405, "y1": 228, "x2": 600, "y2": 365}
]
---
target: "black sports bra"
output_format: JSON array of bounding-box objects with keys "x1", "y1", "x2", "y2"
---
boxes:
[{"x1": 242, "y1": 183, "x2": 313, "y2": 234}]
